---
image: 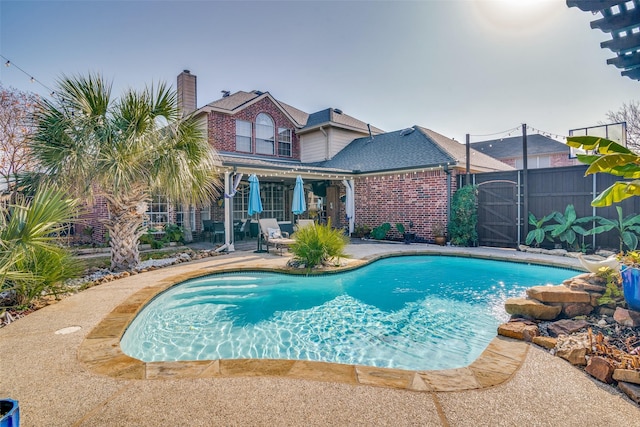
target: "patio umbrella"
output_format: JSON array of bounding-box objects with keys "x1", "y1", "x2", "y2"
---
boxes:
[
  {"x1": 292, "y1": 175, "x2": 306, "y2": 216},
  {"x1": 248, "y1": 174, "x2": 265, "y2": 252}
]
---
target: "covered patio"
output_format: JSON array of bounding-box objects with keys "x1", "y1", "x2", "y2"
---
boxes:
[{"x1": 208, "y1": 155, "x2": 355, "y2": 252}]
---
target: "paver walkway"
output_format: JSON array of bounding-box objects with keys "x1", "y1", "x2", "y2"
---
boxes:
[{"x1": 1, "y1": 242, "x2": 638, "y2": 426}]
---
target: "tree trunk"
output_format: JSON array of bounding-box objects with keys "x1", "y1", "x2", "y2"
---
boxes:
[
  {"x1": 182, "y1": 203, "x2": 193, "y2": 243},
  {"x1": 101, "y1": 188, "x2": 148, "y2": 271}
]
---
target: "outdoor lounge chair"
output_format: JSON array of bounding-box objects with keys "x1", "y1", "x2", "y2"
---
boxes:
[
  {"x1": 258, "y1": 218, "x2": 296, "y2": 255},
  {"x1": 295, "y1": 219, "x2": 315, "y2": 232}
]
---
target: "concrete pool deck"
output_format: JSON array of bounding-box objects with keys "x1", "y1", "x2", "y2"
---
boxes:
[{"x1": 1, "y1": 242, "x2": 639, "y2": 425}]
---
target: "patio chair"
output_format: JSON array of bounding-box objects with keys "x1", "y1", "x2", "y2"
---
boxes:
[
  {"x1": 258, "y1": 218, "x2": 296, "y2": 255},
  {"x1": 202, "y1": 220, "x2": 214, "y2": 242},
  {"x1": 212, "y1": 221, "x2": 225, "y2": 243},
  {"x1": 295, "y1": 219, "x2": 315, "y2": 232}
]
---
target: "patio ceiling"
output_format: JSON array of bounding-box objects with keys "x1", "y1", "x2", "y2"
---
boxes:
[{"x1": 567, "y1": 0, "x2": 640, "y2": 80}]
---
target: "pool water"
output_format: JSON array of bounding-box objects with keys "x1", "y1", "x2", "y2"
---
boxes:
[{"x1": 121, "y1": 256, "x2": 576, "y2": 371}]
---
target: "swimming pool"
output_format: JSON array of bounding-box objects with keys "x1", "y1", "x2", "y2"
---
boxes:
[{"x1": 121, "y1": 255, "x2": 576, "y2": 371}]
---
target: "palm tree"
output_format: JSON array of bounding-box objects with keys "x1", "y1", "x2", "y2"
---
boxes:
[{"x1": 29, "y1": 73, "x2": 221, "y2": 270}]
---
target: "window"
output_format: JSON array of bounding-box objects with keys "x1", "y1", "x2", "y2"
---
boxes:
[
  {"x1": 146, "y1": 194, "x2": 168, "y2": 227},
  {"x1": 515, "y1": 156, "x2": 552, "y2": 169},
  {"x1": 236, "y1": 120, "x2": 252, "y2": 152},
  {"x1": 256, "y1": 113, "x2": 274, "y2": 155},
  {"x1": 261, "y1": 183, "x2": 285, "y2": 220},
  {"x1": 278, "y1": 127, "x2": 292, "y2": 157},
  {"x1": 233, "y1": 183, "x2": 250, "y2": 221},
  {"x1": 175, "y1": 204, "x2": 195, "y2": 230}
]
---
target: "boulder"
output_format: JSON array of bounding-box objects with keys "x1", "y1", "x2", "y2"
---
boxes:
[
  {"x1": 526, "y1": 285, "x2": 591, "y2": 304},
  {"x1": 562, "y1": 303, "x2": 594, "y2": 318},
  {"x1": 585, "y1": 356, "x2": 615, "y2": 384},
  {"x1": 505, "y1": 298, "x2": 561, "y2": 320},
  {"x1": 613, "y1": 307, "x2": 640, "y2": 327},
  {"x1": 548, "y1": 319, "x2": 589, "y2": 337}
]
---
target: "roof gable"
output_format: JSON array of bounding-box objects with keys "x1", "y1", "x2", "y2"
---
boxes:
[
  {"x1": 471, "y1": 134, "x2": 570, "y2": 159},
  {"x1": 198, "y1": 90, "x2": 309, "y2": 128}
]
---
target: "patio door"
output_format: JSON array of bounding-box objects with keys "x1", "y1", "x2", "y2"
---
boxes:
[{"x1": 326, "y1": 185, "x2": 341, "y2": 228}]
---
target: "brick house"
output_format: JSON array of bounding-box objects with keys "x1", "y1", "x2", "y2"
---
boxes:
[
  {"x1": 87, "y1": 70, "x2": 513, "y2": 248},
  {"x1": 471, "y1": 134, "x2": 581, "y2": 169}
]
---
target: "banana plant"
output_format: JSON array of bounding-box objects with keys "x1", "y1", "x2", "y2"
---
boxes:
[
  {"x1": 525, "y1": 212, "x2": 555, "y2": 247},
  {"x1": 548, "y1": 204, "x2": 594, "y2": 249},
  {"x1": 586, "y1": 206, "x2": 640, "y2": 252},
  {"x1": 566, "y1": 136, "x2": 640, "y2": 206}
]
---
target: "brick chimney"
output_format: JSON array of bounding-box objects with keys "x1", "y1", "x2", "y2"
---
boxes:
[{"x1": 177, "y1": 70, "x2": 197, "y2": 117}]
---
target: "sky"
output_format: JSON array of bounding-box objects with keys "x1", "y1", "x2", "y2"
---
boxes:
[{"x1": 1, "y1": 0, "x2": 639, "y2": 144}]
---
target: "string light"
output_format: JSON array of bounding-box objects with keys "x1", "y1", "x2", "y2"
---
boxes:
[{"x1": 0, "y1": 54, "x2": 55, "y2": 95}]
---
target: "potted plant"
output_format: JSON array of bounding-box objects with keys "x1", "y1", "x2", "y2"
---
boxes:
[
  {"x1": 620, "y1": 251, "x2": 640, "y2": 312},
  {"x1": 353, "y1": 224, "x2": 371, "y2": 239},
  {"x1": 432, "y1": 221, "x2": 447, "y2": 246},
  {"x1": 396, "y1": 221, "x2": 416, "y2": 244}
]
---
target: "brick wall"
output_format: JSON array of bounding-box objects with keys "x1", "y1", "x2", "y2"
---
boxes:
[
  {"x1": 550, "y1": 153, "x2": 581, "y2": 167},
  {"x1": 354, "y1": 170, "x2": 454, "y2": 241},
  {"x1": 500, "y1": 154, "x2": 580, "y2": 169},
  {"x1": 208, "y1": 97, "x2": 301, "y2": 159}
]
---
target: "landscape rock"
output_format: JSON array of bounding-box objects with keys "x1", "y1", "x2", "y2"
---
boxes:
[
  {"x1": 585, "y1": 356, "x2": 615, "y2": 384},
  {"x1": 522, "y1": 325, "x2": 540, "y2": 342},
  {"x1": 613, "y1": 369, "x2": 640, "y2": 385},
  {"x1": 557, "y1": 347, "x2": 588, "y2": 366},
  {"x1": 532, "y1": 336, "x2": 557, "y2": 349},
  {"x1": 597, "y1": 307, "x2": 616, "y2": 317},
  {"x1": 497, "y1": 319, "x2": 539, "y2": 341},
  {"x1": 548, "y1": 319, "x2": 589, "y2": 337},
  {"x1": 613, "y1": 307, "x2": 640, "y2": 327},
  {"x1": 618, "y1": 382, "x2": 640, "y2": 404},
  {"x1": 527, "y1": 285, "x2": 591, "y2": 304},
  {"x1": 562, "y1": 303, "x2": 594, "y2": 318},
  {"x1": 505, "y1": 298, "x2": 561, "y2": 320},
  {"x1": 548, "y1": 249, "x2": 568, "y2": 256},
  {"x1": 596, "y1": 249, "x2": 617, "y2": 258}
]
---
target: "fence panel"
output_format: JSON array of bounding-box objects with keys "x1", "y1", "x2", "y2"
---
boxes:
[{"x1": 464, "y1": 165, "x2": 640, "y2": 252}]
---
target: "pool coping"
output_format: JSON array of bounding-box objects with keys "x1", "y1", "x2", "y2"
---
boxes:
[{"x1": 77, "y1": 249, "x2": 577, "y2": 392}]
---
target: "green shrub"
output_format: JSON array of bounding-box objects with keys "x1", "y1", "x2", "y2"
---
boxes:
[
  {"x1": 290, "y1": 221, "x2": 349, "y2": 268},
  {"x1": 370, "y1": 223, "x2": 391, "y2": 240},
  {"x1": 449, "y1": 185, "x2": 478, "y2": 246},
  {"x1": 0, "y1": 187, "x2": 82, "y2": 308},
  {"x1": 353, "y1": 224, "x2": 371, "y2": 238},
  {"x1": 163, "y1": 223, "x2": 184, "y2": 243}
]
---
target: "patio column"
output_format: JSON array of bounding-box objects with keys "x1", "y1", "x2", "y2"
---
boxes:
[{"x1": 224, "y1": 170, "x2": 234, "y2": 252}]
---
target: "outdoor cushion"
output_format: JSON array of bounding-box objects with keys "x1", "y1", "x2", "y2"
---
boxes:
[{"x1": 268, "y1": 227, "x2": 282, "y2": 239}]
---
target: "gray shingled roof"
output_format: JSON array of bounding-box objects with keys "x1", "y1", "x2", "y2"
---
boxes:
[
  {"x1": 301, "y1": 108, "x2": 384, "y2": 134},
  {"x1": 318, "y1": 126, "x2": 513, "y2": 173},
  {"x1": 471, "y1": 134, "x2": 570, "y2": 159}
]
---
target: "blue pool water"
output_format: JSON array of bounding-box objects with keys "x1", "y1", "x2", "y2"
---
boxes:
[{"x1": 121, "y1": 256, "x2": 576, "y2": 371}]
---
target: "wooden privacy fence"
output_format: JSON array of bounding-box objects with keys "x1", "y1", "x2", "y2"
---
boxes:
[{"x1": 459, "y1": 165, "x2": 640, "y2": 250}]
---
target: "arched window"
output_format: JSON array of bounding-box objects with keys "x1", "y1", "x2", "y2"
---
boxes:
[{"x1": 256, "y1": 113, "x2": 274, "y2": 155}]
